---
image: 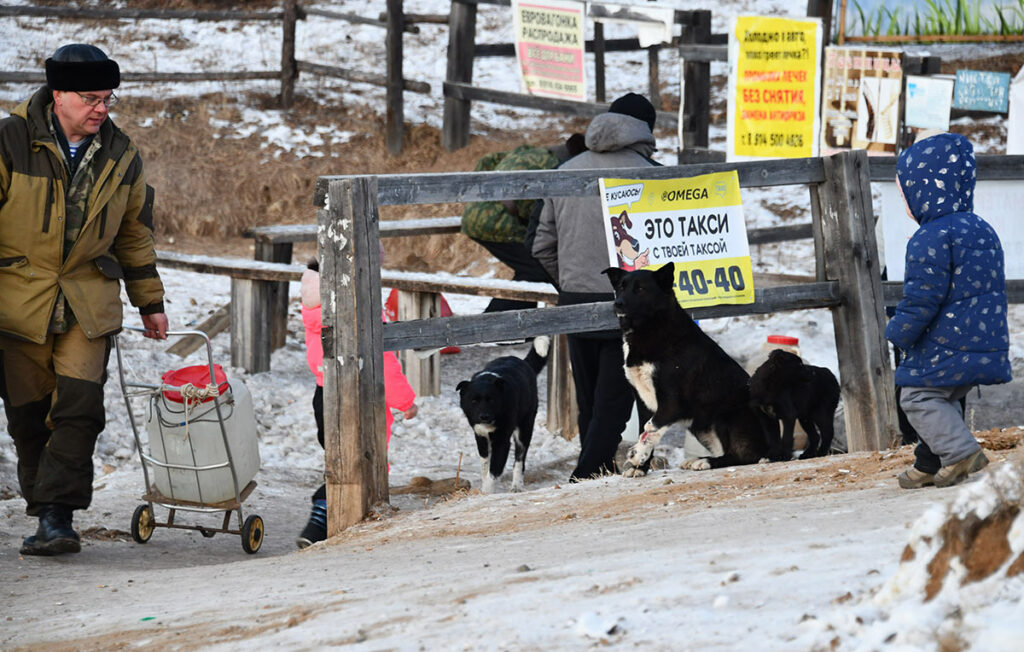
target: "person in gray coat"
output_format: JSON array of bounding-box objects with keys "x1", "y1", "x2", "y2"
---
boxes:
[{"x1": 532, "y1": 92, "x2": 659, "y2": 481}]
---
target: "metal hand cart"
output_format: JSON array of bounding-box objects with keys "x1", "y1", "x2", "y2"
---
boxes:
[{"x1": 114, "y1": 327, "x2": 264, "y2": 554}]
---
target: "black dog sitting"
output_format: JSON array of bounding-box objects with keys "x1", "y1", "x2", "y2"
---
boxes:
[
  {"x1": 749, "y1": 349, "x2": 841, "y2": 459},
  {"x1": 456, "y1": 337, "x2": 549, "y2": 493},
  {"x1": 604, "y1": 263, "x2": 783, "y2": 475}
]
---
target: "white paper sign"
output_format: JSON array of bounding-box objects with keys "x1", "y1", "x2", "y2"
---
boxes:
[{"x1": 904, "y1": 75, "x2": 954, "y2": 130}]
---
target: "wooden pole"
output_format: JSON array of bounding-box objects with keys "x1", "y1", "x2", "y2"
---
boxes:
[
  {"x1": 396, "y1": 290, "x2": 441, "y2": 397},
  {"x1": 281, "y1": 0, "x2": 297, "y2": 108},
  {"x1": 386, "y1": 0, "x2": 405, "y2": 155},
  {"x1": 816, "y1": 150, "x2": 898, "y2": 451},
  {"x1": 594, "y1": 22, "x2": 606, "y2": 104},
  {"x1": 229, "y1": 278, "x2": 271, "y2": 373},
  {"x1": 252, "y1": 240, "x2": 292, "y2": 352},
  {"x1": 681, "y1": 10, "x2": 711, "y2": 148},
  {"x1": 546, "y1": 334, "x2": 578, "y2": 439},
  {"x1": 647, "y1": 45, "x2": 661, "y2": 111},
  {"x1": 319, "y1": 177, "x2": 388, "y2": 536},
  {"x1": 442, "y1": 0, "x2": 478, "y2": 151}
]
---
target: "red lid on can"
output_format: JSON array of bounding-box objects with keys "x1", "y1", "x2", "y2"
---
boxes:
[
  {"x1": 161, "y1": 364, "x2": 229, "y2": 403},
  {"x1": 766, "y1": 335, "x2": 799, "y2": 346}
]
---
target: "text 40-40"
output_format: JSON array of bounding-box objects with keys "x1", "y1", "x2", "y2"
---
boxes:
[{"x1": 677, "y1": 266, "x2": 746, "y2": 295}]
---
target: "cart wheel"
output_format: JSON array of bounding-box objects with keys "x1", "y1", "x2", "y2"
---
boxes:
[
  {"x1": 131, "y1": 504, "x2": 155, "y2": 544},
  {"x1": 241, "y1": 514, "x2": 264, "y2": 554}
]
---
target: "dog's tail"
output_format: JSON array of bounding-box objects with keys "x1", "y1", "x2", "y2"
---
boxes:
[{"x1": 523, "y1": 335, "x2": 550, "y2": 374}]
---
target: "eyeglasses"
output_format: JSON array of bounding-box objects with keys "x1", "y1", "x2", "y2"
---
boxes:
[{"x1": 73, "y1": 91, "x2": 118, "y2": 108}]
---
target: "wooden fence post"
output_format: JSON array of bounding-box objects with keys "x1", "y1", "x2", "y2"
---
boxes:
[
  {"x1": 385, "y1": 0, "x2": 405, "y2": 155},
  {"x1": 816, "y1": 149, "x2": 899, "y2": 451},
  {"x1": 253, "y1": 239, "x2": 292, "y2": 352},
  {"x1": 680, "y1": 10, "x2": 711, "y2": 148},
  {"x1": 594, "y1": 22, "x2": 606, "y2": 103},
  {"x1": 396, "y1": 290, "x2": 441, "y2": 397},
  {"x1": 443, "y1": 0, "x2": 477, "y2": 151},
  {"x1": 319, "y1": 177, "x2": 388, "y2": 536},
  {"x1": 230, "y1": 277, "x2": 271, "y2": 373},
  {"x1": 647, "y1": 45, "x2": 661, "y2": 110},
  {"x1": 546, "y1": 334, "x2": 578, "y2": 439},
  {"x1": 280, "y1": 0, "x2": 297, "y2": 108}
]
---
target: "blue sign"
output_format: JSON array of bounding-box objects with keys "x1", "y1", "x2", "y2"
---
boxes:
[{"x1": 953, "y1": 69, "x2": 1010, "y2": 112}]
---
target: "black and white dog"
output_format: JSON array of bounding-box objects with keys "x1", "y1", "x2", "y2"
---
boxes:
[
  {"x1": 749, "y1": 349, "x2": 841, "y2": 459},
  {"x1": 604, "y1": 263, "x2": 782, "y2": 475},
  {"x1": 456, "y1": 337, "x2": 550, "y2": 493}
]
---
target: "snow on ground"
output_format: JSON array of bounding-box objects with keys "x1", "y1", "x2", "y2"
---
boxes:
[{"x1": 1, "y1": 1, "x2": 1024, "y2": 650}]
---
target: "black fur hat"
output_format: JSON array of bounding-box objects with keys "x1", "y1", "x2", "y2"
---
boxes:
[
  {"x1": 45, "y1": 44, "x2": 120, "y2": 92},
  {"x1": 608, "y1": 92, "x2": 656, "y2": 132}
]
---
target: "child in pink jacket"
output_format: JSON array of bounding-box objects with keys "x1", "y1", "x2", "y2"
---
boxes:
[{"x1": 296, "y1": 260, "x2": 417, "y2": 548}]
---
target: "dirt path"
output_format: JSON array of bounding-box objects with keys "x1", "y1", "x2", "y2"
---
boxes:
[{"x1": 3, "y1": 440, "x2": 1021, "y2": 650}]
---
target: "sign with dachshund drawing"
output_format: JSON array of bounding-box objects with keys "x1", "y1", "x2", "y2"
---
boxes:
[{"x1": 599, "y1": 171, "x2": 755, "y2": 308}]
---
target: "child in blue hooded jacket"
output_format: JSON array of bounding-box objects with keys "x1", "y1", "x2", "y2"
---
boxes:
[{"x1": 886, "y1": 132, "x2": 1012, "y2": 489}]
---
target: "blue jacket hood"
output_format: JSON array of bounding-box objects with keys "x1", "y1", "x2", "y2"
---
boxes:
[{"x1": 896, "y1": 132, "x2": 977, "y2": 225}]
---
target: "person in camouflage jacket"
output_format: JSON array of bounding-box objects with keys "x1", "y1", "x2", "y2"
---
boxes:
[
  {"x1": 460, "y1": 136, "x2": 584, "y2": 312},
  {"x1": 0, "y1": 44, "x2": 167, "y2": 556}
]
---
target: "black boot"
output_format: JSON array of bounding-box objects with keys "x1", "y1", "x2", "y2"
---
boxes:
[{"x1": 22, "y1": 504, "x2": 81, "y2": 555}]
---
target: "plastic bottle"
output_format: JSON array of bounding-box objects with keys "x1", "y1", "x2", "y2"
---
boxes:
[{"x1": 746, "y1": 335, "x2": 808, "y2": 452}]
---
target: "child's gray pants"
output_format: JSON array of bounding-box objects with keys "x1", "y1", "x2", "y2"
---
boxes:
[{"x1": 899, "y1": 384, "x2": 980, "y2": 467}]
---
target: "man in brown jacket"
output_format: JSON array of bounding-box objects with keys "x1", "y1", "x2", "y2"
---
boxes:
[{"x1": 0, "y1": 44, "x2": 167, "y2": 556}]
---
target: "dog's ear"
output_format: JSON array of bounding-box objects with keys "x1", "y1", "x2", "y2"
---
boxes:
[
  {"x1": 456, "y1": 380, "x2": 468, "y2": 393},
  {"x1": 653, "y1": 262, "x2": 675, "y2": 293},
  {"x1": 602, "y1": 267, "x2": 625, "y2": 290}
]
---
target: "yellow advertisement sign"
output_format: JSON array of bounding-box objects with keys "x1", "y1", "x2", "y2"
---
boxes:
[
  {"x1": 727, "y1": 15, "x2": 822, "y2": 161},
  {"x1": 512, "y1": 0, "x2": 587, "y2": 101},
  {"x1": 599, "y1": 171, "x2": 755, "y2": 308}
]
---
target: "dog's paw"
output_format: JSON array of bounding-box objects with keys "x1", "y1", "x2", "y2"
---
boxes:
[
  {"x1": 481, "y1": 474, "x2": 496, "y2": 494},
  {"x1": 510, "y1": 480, "x2": 524, "y2": 493},
  {"x1": 626, "y1": 434, "x2": 656, "y2": 469},
  {"x1": 681, "y1": 457, "x2": 711, "y2": 471},
  {"x1": 621, "y1": 462, "x2": 648, "y2": 478}
]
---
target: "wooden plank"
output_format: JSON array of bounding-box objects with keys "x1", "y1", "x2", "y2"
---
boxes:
[
  {"x1": 316, "y1": 158, "x2": 828, "y2": 206},
  {"x1": 817, "y1": 150, "x2": 898, "y2": 452},
  {"x1": 476, "y1": 37, "x2": 653, "y2": 58},
  {"x1": 246, "y1": 216, "x2": 463, "y2": 243},
  {"x1": 248, "y1": 218, "x2": 812, "y2": 246},
  {"x1": 281, "y1": 0, "x2": 297, "y2": 109},
  {"x1": 676, "y1": 43, "x2": 727, "y2": 62},
  {"x1": 253, "y1": 241, "x2": 292, "y2": 351},
  {"x1": 167, "y1": 305, "x2": 230, "y2": 358},
  {"x1": 302, "y1": 5, "x2": 419, "y2": 32},
  {"x1": 868, "y1": 155, "x2": 1024, "y2": 182},
  {"x1": 396, "y1": 291, "x2": 441, "y2": 397},
  {"x1": 680, "y1": 11, "x2": 712, "y2": 149},
  {"x1": 230, "y1": 278, "x2": 271, "y2": 373},
  {"x1": 648, "y1": 45, "x2": 661, "y2": 110},
  {"x1": 385, "y1": 0, "x2": 405, "y2": 156},
  {"x1": 381, "y1": 282, "x2": 842, "y2": 350},
  {"x1": 546, "y1": 334, "x2": 578, "y2": 440},
  {"x1": 443, "y1": 82, "x2": 679, "y2": 127},
  {"x1": 442, "y1": 1, "x2": 477, "y2": 151},
  {"x1": 883, "y1": 279, "x2": 1024, "y2": 306},
  {"x1": 296, "y1": 60, "x2": 430, "y2": 94},
  {"x1": 594, "y1": 22, "x2": 606, "y2": 103},
  {"x1": 156, "y1": 250, "x2": 305, "y2": 282},
  {"x1": 0, "y1": 72, "x2": 280, "y2": 84},
  {"x1": 382, "y1": 271, "x2": 556, "y2": 302},
  {"x1": 320, "y1": 177, "x2": 388, "y2": 536},
  {"x1": 0, "y1": 5, "x2": 281, "y2": 20}
]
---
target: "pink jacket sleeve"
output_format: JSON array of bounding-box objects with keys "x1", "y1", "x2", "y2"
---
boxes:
[
  {"x1": 383, "y1": 351, "x2": 416, "y2": 412},
  {"x1": 301, "y1": 305, "x2": 324, "y2": 387}
]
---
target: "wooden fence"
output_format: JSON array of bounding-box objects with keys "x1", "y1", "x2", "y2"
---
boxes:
[
  {"x1": 0, "y1": 0, "x2": 432, "y2": 154},
  {"x1": 311, "y1": 151, "x2": 1024, "y2": 534}
]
